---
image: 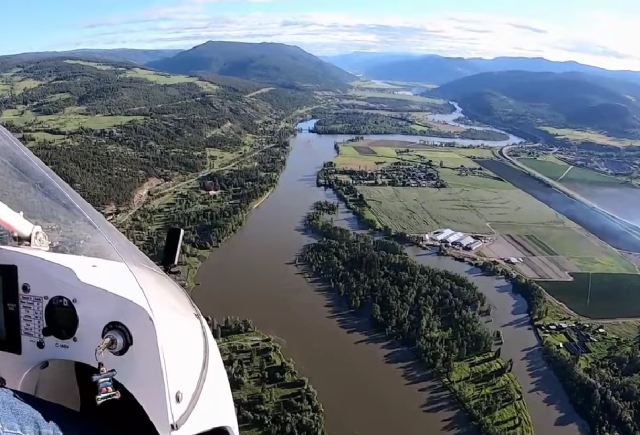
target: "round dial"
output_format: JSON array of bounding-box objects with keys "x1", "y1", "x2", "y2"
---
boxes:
[{"x1": 44, "y1": 296, "x2": 79, "y2": 341}]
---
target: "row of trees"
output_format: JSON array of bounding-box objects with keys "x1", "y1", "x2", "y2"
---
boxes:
[
  {"x1": 465, "y1": 253, "x2": 640, "y2": 434},
  {"x1": 214, "y1": 317, "x2": 327, "y2": 435},
  {"x1": 301, "y1": 207, "x2": 492, "y2": 368},
  {"x1": 311, "y1": 111, "x2": 507, "y2": 140}
]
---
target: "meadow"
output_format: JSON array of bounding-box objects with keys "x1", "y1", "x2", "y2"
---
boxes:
[
  {"x1": 357, "y1": 185, "x2": 568, "y2": 234},
  {"x1": 518, "y1": 157, "x2": 625, "y2": 186},
  {"x1": 540, "y1": 126, "x2": 637, "y2": 147},
  {"x1": 490, "y1": 224, "x2": 636, "y2": 274},
  {"x1": 351, "y1": 89, "x2": 445, "y2": 104}
]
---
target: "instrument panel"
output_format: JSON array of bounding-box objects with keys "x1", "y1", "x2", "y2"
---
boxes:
[
  {"x1": 0, "y1": 264, "x2": 22, "y2": 355},
  {"x1": 2, "y1": 264, "x2": 81, "y2": 353}
]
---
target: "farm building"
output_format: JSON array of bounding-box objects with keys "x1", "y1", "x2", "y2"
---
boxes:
[
  {"x1": 465, "y1": 240, "x2": 483, "y2": 251},
  {"x1": 445, "y1": 232, "x2": 465, "y2": 243},
  {"x1": 458, "y1": 236, "x2": 475, "y2": 247},
  {"x1": 432, "y1": 229, "x2": 454, "y2": 241}
]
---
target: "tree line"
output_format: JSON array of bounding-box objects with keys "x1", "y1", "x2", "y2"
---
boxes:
[
  {"x1": 206, "y1": 316, "x2": 326, "y2": 435},
  {"x1": 301, "y1": 206, "x2": 492, "y2": 368},
  {"x1": 311, "y1": 111, "x2": 508, "y2": 141}
]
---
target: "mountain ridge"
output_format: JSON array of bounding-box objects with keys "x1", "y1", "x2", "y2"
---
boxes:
[
  {"x1": 323, "y1": 52, "x2": 640, "y2": 85},
  {"x1": 430, "y1": 70, "x2": 640, "y2": 143},
  {"x1": 148, "y1": 41, "x2": 355, "y2": 90},
  {"x1": 0, "y1": 48, "x2": 182, "y2": 65}
]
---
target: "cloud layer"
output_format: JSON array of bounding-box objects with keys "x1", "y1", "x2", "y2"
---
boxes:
[{"x1": 74, "y1": 0, "x2": 640, "y2": 70}]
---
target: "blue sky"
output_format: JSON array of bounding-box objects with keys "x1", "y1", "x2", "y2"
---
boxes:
[{"x1": 3, "y1": 0, "x2": 640, "y2": 70}]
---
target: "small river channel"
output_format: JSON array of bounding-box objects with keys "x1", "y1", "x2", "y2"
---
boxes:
[{"x1": 193, "y1": 116, "x2": 586, "y2": 434}]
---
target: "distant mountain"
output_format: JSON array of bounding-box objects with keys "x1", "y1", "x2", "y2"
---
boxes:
[
  {"x1": 431, "y1": 71, "x2": 640, "y2": 141},
  {"x1": 0, "y1": 48, "x2": 182, "y2": 65},
  {"x1": 321, "y1": 52, "x2": 419, "y2": 75},
  {"x1": 148, "y1": 41, "x2": 355, "y2": 90},
  {"x1": 326, "y1": 53, "x2": 640, "y2": 85}
]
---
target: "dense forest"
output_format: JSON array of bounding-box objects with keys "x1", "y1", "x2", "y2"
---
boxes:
[
  {"x1": 543, "y1": 340, "x2": 640, "y2": 435},
  {"x1": 0, "y1": 57, "x2": 315, "y2": 288},
  {"x1": 300, "y1": 208, "x2": 491, "y2": 368},
  {"x1": 299, "y1": 207, "x2": 533, "y2": 434},
  {"x1": 0, "y1": 59, "x2": 303, "y2": 207},
  {"x1": 311, "y1": 111, "x2": 509, "y2": 141},
  {"x1": 123, "y1": 144, "x2": 289, "y2": 263}
]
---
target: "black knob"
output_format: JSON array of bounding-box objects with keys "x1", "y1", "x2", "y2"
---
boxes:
[
  {"x1": 36, "y1": 340, "x2": 45, "y2": 350},
  {"x1": 42, "y1": 327, "x2": 53, "y2": 338}
]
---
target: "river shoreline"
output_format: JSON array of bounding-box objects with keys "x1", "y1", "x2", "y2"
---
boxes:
[{"x1": 193, "y1": 112, "x2": 585, "y2": 434}]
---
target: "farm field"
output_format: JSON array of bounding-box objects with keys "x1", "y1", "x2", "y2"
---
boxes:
[
  {"x1": 331, "y1": 141, "x2": 640, "y2": 318},
  {"x1": 487, "y1": 224, "x2": 636, "y2": 273},
  {"x1": 519, "y1": 157, "x2": 625, "y2": 186},
  {"x1": 357, "y1": 185, "x2": 567, "y2": 234},
  {"x1": 517, "y1": 156, "x2": 640, "y2": 234},
  {"x1": 539, "y1": 273, "x2": 640, "y2": 319},
  {"x1": 540, "y1": 126, "x2": 637, "y2": 147},
  {"x1": 334, "y1": 141, "x2": 499, "y2": 172},
  {"x1": 0, "y1": 108, "x2": 144, "y2": 131},
  {"x1": 351, "y1": 90, "x2": 445, "y2": 104}
]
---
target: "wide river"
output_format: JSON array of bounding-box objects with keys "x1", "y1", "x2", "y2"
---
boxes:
[{"x1": 193, "y1": 118, "x2": 587, "y2": 434}]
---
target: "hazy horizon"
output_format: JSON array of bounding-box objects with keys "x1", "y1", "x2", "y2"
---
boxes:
[{"x1": 4, "y1": 0, "x2": 640, "y2": 71}]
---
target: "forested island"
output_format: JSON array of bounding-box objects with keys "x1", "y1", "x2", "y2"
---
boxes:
[
  {"x1": 208, "y1": 317, "x2": 326, "y2": 435},
  {"x1": 299, "y1": 205, "x2": 533, "y2": 435},
  {"x1": 311, "y1": 112, "x2": 509, "y2": 141}
]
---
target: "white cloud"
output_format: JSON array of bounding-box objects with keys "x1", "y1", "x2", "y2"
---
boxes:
[{"x1": 75, "y1": 4, "x2": 640, "y2": 71}]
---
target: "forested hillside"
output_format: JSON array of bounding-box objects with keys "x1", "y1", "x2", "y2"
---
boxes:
[
  {"x1": 0, "y1": 57, "x2": 316, "y2": 284},
  {"x1": 148, "y1": 41, "x2": 355, "y2": 90},
  {"x1": 431, "y1": 71, "x2": 640, "y2": 141},
  {"x1": 326, "y1": 52, "x2": 640, "y2": 85},
  {"x1": 0, "y1": 48, "x2": 182, "y2": 65},
  {"x1": 0, "y1": 58, "x2": 311, "y2": 208}
]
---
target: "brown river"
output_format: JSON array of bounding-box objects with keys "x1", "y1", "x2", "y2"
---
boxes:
[{"x1": 192, "y1": 124, "x2": 588, "y2": 435}]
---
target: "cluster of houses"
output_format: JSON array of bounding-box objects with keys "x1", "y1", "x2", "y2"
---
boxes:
[
  {"x1": 541, "y1": 322, "x2": 607, "y2": 357},
  {"x1": 340, "y1": 162, "x2": 444, "y2": 188},
  {"x1": 378, "y1": 162, "x2": 446, "y2": 187},
  {"x1": 424, "y1": 228, "x2": 484, "y2": 251}
]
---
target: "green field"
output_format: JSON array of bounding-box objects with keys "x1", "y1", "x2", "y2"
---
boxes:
[
  {"x1": 0, "y1": 77, "x2": 41, "y2": 96},
  {"x1": 62, "y1": 61, "x2": 219, "y2": 92},
  {"x1": 353, "y1": 80, "x2": 402, "y2": 89},
  {"x1": 65, "y1": 60, "x2": 116, "y2": 70},
  {"x1": 490, "y1": 224, "x2": 637, "y2": 273},
  {"x1": 352, "y1": 90, "x2": 444, "y2": 104},
  {"x1": 123, "y1": 68, "x2": 218, "y2": 92},
  {"x1": 539, "y1": 273, "x2": 640, "y2": 319},
  {"x1": 357, "y1": 185, "x2": 567, "y2": 234},
  {"x1": 0, "y1": 108, "x2": 144, "y2": 131},
  {"x1": 540, "y1": 126, "x2": 636, "y2": 147},
  {"x1": 518, "y1": 158, "x2": 569, "y2": 181},
  {"x1": 519, "y1": 157, "x2": 625, "y2": 187}
]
